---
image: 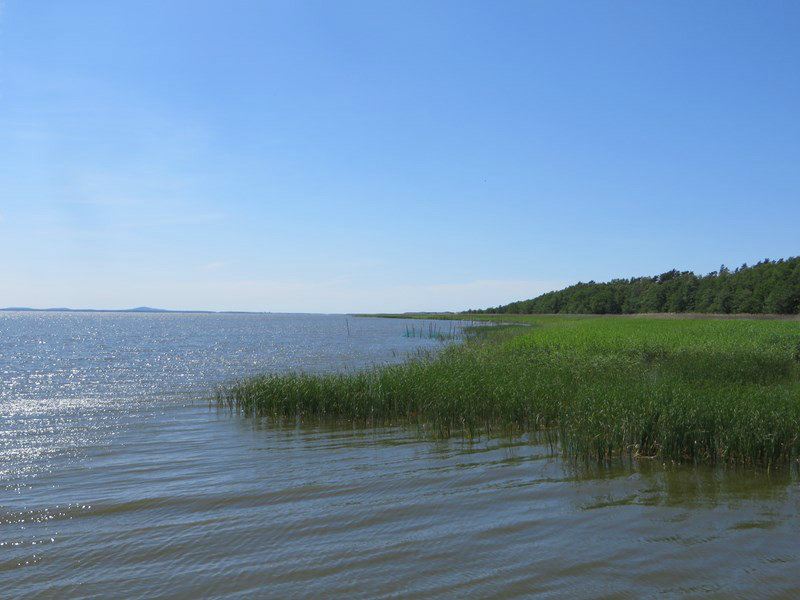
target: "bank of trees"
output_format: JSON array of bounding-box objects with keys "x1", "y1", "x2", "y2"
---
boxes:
[{"x1": 476, "y1": 257, "x2": 800, "y2": 315}]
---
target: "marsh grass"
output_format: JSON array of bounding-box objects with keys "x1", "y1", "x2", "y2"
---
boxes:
[
  {"x1": 403, "y1": 321, "x2": 460, "y2": 341},
  {"x1": 219, "y1": 317, "x2": 800, "y2": 467}
]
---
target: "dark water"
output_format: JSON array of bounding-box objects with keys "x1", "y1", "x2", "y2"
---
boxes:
[{"x1": 2, "y1": 313, "x2": 800, "y2": 598}]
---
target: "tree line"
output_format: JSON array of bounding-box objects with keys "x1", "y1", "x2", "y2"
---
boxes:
[{"x1": 472, "y1": 257, "x2": 800, "y2": 315}]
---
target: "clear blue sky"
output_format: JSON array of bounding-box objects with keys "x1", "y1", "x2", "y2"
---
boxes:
[{"x1": 1, "y1": 1, "x2": 798, "y2": 312}]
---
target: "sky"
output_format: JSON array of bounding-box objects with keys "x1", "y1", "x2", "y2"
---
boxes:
[{"x1": 1, "y1": 1, "x2": 798, "y2": 312}]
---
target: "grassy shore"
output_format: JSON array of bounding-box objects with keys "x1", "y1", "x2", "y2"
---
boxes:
[{"x1": 220, "y1": 315, "x2": 800, "y2": 467}]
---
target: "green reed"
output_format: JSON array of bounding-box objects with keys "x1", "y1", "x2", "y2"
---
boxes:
[
  {"x1": 219, "y1": 316, "x2": 800, "y2": 466},
  {"x1": 403, "y1": 321, "x2": 459, "y2": 340}
]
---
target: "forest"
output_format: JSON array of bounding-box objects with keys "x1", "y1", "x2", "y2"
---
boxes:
[{"x1": 474, "y1": 257, "x2": 800, "y2": 315}]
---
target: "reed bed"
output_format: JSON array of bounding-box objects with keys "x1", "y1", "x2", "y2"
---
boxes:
[
  {"x1": 219, "y1": 317, "x2": 800, "y2": 466},
  {"x1": 403, "y1": 321, "x2": 460, "y2": 340}
]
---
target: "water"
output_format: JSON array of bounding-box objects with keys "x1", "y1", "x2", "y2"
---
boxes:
[{"x1": 2, "y1": 312, "x2": 800, "y2": 598}]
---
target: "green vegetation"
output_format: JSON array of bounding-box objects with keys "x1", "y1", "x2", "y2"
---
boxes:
[
  {"x1": 403, "y1": 321, "x2": 460, "y2": 341},
  {"x1": 476, "y1": 257, "x2": 800, "y2": 315},
  {"x1": 220, "y1": 316, "x2": 800, "y2": 467}
]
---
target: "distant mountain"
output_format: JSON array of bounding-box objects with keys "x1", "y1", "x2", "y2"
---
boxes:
[
  {"x1": 0, "y1": 306, "x2": 270, "y2": 314},
  {"x1": 1, "y1": 306, "x2": 177, "y2": 313}
]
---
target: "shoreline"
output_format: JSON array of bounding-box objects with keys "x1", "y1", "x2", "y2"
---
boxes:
[
  {"x1": 222, "y1": 314, "x2": 800, "y2": 467},
  {"x1": 360, "y1": 312, "x2": 800, "y2": 321}
]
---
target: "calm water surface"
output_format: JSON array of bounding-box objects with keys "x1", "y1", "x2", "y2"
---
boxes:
[{"x1": 2, "y1": 312, "x2": 799, "y2": 598}]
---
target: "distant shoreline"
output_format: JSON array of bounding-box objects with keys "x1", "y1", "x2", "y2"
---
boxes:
[
  {"x1": 363, "y1": 312, "x2": 800, "y2": 321},
  {"x1": 0, "y1": 307, "x2": 272, "y2": 315}
]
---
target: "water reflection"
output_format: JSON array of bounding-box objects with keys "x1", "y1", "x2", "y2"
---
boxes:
[
  {"x1": 6, "y1": 409, "x2": 800, "y2": 597},
  {"x1": 4, "y1": 313, "x2": 800, "y2": 597}
]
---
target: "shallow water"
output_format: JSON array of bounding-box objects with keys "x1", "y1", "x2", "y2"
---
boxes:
[{"x1": 2, "y1": 312, "x2": 800, "y2": 598}]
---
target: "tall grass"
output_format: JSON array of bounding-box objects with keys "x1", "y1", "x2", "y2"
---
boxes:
[
  {"x1": 219, "y1": 317, "x2": 800, "y2": 466},
  {"x1": 403, "y1": 321, "x2": 459, "y2": 340}
]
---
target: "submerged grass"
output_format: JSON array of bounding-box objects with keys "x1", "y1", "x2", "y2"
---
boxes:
[
  {"x1": 403, "y1": 321, "x2": 460, "y2": 341},
  {"x1": 219, "y1": 316, "x2": 800, "y2": 467}
]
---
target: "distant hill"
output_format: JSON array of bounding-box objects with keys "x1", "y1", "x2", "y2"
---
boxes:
[
  {"x1": 1, "y1": 306, "x2": 194, "y2": 313},
  {"x1": 0, "y1": 306, "x2": 269, "y2": 314},
  {"x1": 471, "y1": 257, "x2": 800, "y2": 315}
]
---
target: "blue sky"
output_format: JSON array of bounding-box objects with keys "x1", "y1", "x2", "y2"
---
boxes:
[{"x1": 1, "y1": 1, "x2": 798, "y2": 312}]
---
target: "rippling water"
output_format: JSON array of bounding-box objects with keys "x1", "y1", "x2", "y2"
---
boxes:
[{"x1": 3, "y1": 312, "x2": 800, "y2": 598}]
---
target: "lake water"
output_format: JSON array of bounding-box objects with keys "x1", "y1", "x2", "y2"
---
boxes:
[{"x1": 2, "y1": 312, "x2": 800, "y2": 598}]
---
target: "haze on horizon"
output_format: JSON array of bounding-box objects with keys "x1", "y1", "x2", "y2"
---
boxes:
[{"x1": 1, "y1": 1, "x2": 798, "y2": 313}]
